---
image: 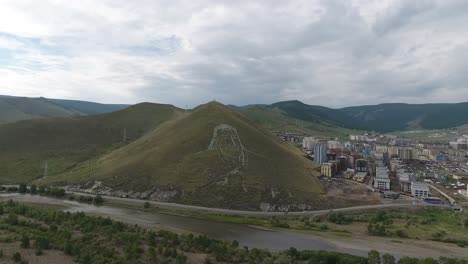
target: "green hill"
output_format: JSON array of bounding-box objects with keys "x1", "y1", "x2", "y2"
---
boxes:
[
  {"x1": 240, "y1": 100, "x2": 468, "y2": 132},
  {"x1": 48, "y1": 98, "x2": 129, "y2": 115},
  {"x1": 0, "y1": 95, "x2": 129, "y2": 124},
  {"x1": 341, "y1": 102, "x2": 468, "y2": 132},
  {"x1": 0, "y1": 95, "x2": 79, "y2": 124},
  {"x1": 43, "y1": 102, "x2": 323, "y2": 210},
  {"x1": 0, "y1": 103, "x2": 182, "y2": 184},
  {"x1": 239, "y1": 105, "x2": 358, "y2": 140}
]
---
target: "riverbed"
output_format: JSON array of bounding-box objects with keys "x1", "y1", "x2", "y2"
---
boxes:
[{"x1": 1, "y1": 193, "x2": 467, "y2": 259}]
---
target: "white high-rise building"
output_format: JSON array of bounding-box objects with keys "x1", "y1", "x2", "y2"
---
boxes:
[{"x1": 314, "y1": 143, "x2": 328, "y2": 164}]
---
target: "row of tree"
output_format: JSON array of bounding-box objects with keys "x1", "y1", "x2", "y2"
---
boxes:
[{"x1": 0, "y1": 200, "x2": 466, "y2": 264}]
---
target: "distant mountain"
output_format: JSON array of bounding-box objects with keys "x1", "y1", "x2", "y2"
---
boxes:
[
  {"x1": 48, "y1": 98, "x2": 129, "y2": 115},
  {"x1": 0, "y1": 103, "x2": 183, "y2": 184},
  {"x1": 41, "y1": 102, "x2": 323, "y2": 210},
  {"x1": 0, "y1": 95, "x2": 129, "y2": 124},
  {"x1": 238, "y1": 100, "x2": 468, "y2": 132},
  {"x1": 239, "y1": 104, "x2": 357, "y2": 140},
  {"x1": 341, "y1": 103, "x2": 468, "y2": 132}
]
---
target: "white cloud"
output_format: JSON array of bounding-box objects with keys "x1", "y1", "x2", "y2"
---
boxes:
[{"x1": 0, "y1": 0, "x2": 467, "y2": 107}]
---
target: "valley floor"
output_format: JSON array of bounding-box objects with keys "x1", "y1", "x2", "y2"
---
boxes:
[{"x1": 1, "y1": 192, "x2": 467, "y2": 260}]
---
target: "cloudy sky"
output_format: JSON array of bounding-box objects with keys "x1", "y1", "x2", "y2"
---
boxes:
[{"x1": 0, "y1": 0, "x2": 468, "y2": 108}]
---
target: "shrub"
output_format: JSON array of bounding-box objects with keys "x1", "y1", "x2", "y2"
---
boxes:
[
  {"x1": 20, "y1": 236, "x2": 30, "y2": 248},
  {"x1": 396, "y1": 230, "x2": 408, "y2": 238},
  {"x1": 144, "y1": 202, "x2": 150, "y2": 209},
  {"x1": 93, "y1": 195, "x2": 104, "y2": 205},
  {"x1": 319, "y1": 224, "x2": 328, "y2": 230},
  {"x1": 30, "y1": 185, "x2": 37, "y2": 194},
  {"x1": 12, "y1": 252, "x2": 22, "y2": 263},
  {"x1": 18, "y1": 184, "x2": 27, "y2": 194}
]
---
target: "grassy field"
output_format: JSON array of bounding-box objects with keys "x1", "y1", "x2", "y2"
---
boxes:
[{"x1": 0, "y1": 103, "x2": 183, "y2": 184}]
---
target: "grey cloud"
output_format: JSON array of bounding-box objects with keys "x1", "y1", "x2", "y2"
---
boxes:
[{"x1": 1, "y1": 0, "x2": 468, "y2": 107}]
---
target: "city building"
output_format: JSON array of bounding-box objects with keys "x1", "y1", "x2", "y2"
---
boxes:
[
  {"x1": 355, "y1": 159, "x2": 368, "y2": 172},
  {"x1": 344, "y1": 168, "x2": 355, "y2": 179},
  {"x1": 302, "y1": 137, "x2": 316, "y2": 151},
  {"x1": 353, "y1": 172, "x2": 367, "y2": 183},
  {"x1": 398, "y1": 147, "x2": 414, "y2": 161},
  {"x1": 374, "y1": 166, "x2": 390, "y2": 190},
  {"x1": 411, "y1": 182, "x2": 430, "y2": 198},
  {"x1": 321, "y1": 163, "x2": 337, "y2": 177},
  {"x1": 398, "y1": 171, "x2": 412, "y2": 192},
  {"x1": 314, "y1": 143, "x2": 328, "y2": 164},
  {"x1": 336, "y1": 156, "x2": 348, "y2": 172}
]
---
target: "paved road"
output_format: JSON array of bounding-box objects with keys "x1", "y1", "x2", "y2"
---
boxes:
[{"x1": 69, "y1": 191, "x2": 451, "y2": 217}]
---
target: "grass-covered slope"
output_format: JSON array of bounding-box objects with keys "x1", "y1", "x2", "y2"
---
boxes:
[
  {"x1": 239, "y1": 105, "x2": 358, "y2": 140},
  {"x1": 45, "y1": 102, "x2": 323, "y2": 210},
  {"x1": 241, "y1": 100, "x2": 468, "y2": 133},
  {"x1": 48, "y1": 98, "x2": 129, "y2": 115},
  {"x1": 342, "y1": 102, "x2": 468, "y2": 132},
  {"x1": 0, "y1": 103, "x2": 182, "y2": 184},
  {"x1": 0, "y1": 95, "x2": 129, "y2": 124},
  {"x1": 0, "y1": 95, "x2": 80, "y2": 124}
]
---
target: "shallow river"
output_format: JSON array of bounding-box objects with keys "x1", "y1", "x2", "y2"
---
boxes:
[
  {"x1": 2, "y1": 193, "x2": 467, "y2": 259},
  {"x1": 0, "y1": 193, "x2": 360, "y2": 255}
]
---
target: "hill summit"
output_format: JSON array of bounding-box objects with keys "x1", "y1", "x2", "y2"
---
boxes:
[{"x1": 43, "y1": 101, "x2": 323, "y2": 210}]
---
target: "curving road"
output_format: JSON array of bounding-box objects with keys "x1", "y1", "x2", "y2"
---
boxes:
[{"x1": 69, "y1": 191, "x2": 451, "y2": 217}]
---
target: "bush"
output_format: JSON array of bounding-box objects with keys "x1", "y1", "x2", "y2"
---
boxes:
[
  {"x1": 319, "y1": 224, "x2": 328, "y2": 230},
  {"x1": 144, "y1": 202, "x2": 150, "y2": 209},
  {"x1": 382, "y1": 253, "x2": 396, "y2": 264},
  {"x1": 93, "y1": 195, "x2": 104, "y2": 205},
  {"x1": 328, "y1": 213, "x2": 353, "y2": 225},
  {"x1": 395, "y1": 230, "x2": 408, "y2": 238},
  {"x1": 35, "y1": 248, "x2": 43, "y2": 256},
  {"x1": 368, "y1": 250, "x2": 380, "y2": 264},
  {"x1": 30, "y1": 185, "x2": 37, "y2": 194},
  {"x1": 7, "y1": 186, "x2": 18, "y2": 192},
  {"x1": 18, "y1": 184, "x2": 27, "y2": 194},
  {"x1": 20, "y1": 236, "x2": 30, "y2": 248},
  {"x1": 12, "y1": 252, "x2": 22, "y2": 262}
]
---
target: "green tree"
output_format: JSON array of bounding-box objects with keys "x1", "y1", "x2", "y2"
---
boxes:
[
  {"x1": 12, "y1": 252, "x2": 21, "y2": 263},
  {"x1": 18, "y1": 183, "x2": 27, "y2": 193},
  {"x1": 64, "y1": 241, "x2": 73, "y2": 255},
  {"x1": 368, "y1": 250, "x2": 381, "y2": 264},
  {"x1": 382, "y1": 253, "x2": 396, "y2": 264},
  {"x1": 398, "y1": 257, "x2": 419, "y2": 264},
  {"x1": 20, "y1": 236, "x2": 30, "y2": 248},
  {"x1": 176, "y1": 254, "x2": 187, "y2": 264},
  {"x1": 417, "y1": 258, "x2": 438, "y2": 264},
  {"x1": 30, "y1": 184, "x2": 37, "y2": 194},
  {"x1": 93, "y1": 195, "x2": 104, "y2": 205}
]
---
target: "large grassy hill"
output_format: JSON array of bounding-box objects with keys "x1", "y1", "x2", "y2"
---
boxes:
[
  {"x1": 239, "y1": 105, "x2": 358, "y2": 140},
  {"x1": 43, "y1": 102, "x2": 323, "y2": 210},
  {"x1": 0, "y1": 103, "x2": 182, "y2": 184},
  {"x1": 0, "y1": 95, "x2": 79, "y2": 124},
  {"x1": 0, "y1": 95, "x2": 129, "y2": 124},
  {"x1": 239, "y1": 100, "x2": 468, "y2": 132}
]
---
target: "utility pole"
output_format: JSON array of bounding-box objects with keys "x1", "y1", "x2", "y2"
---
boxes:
[{"x1": 43, "y1": 161, "x2": 48, "y2": 178}]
